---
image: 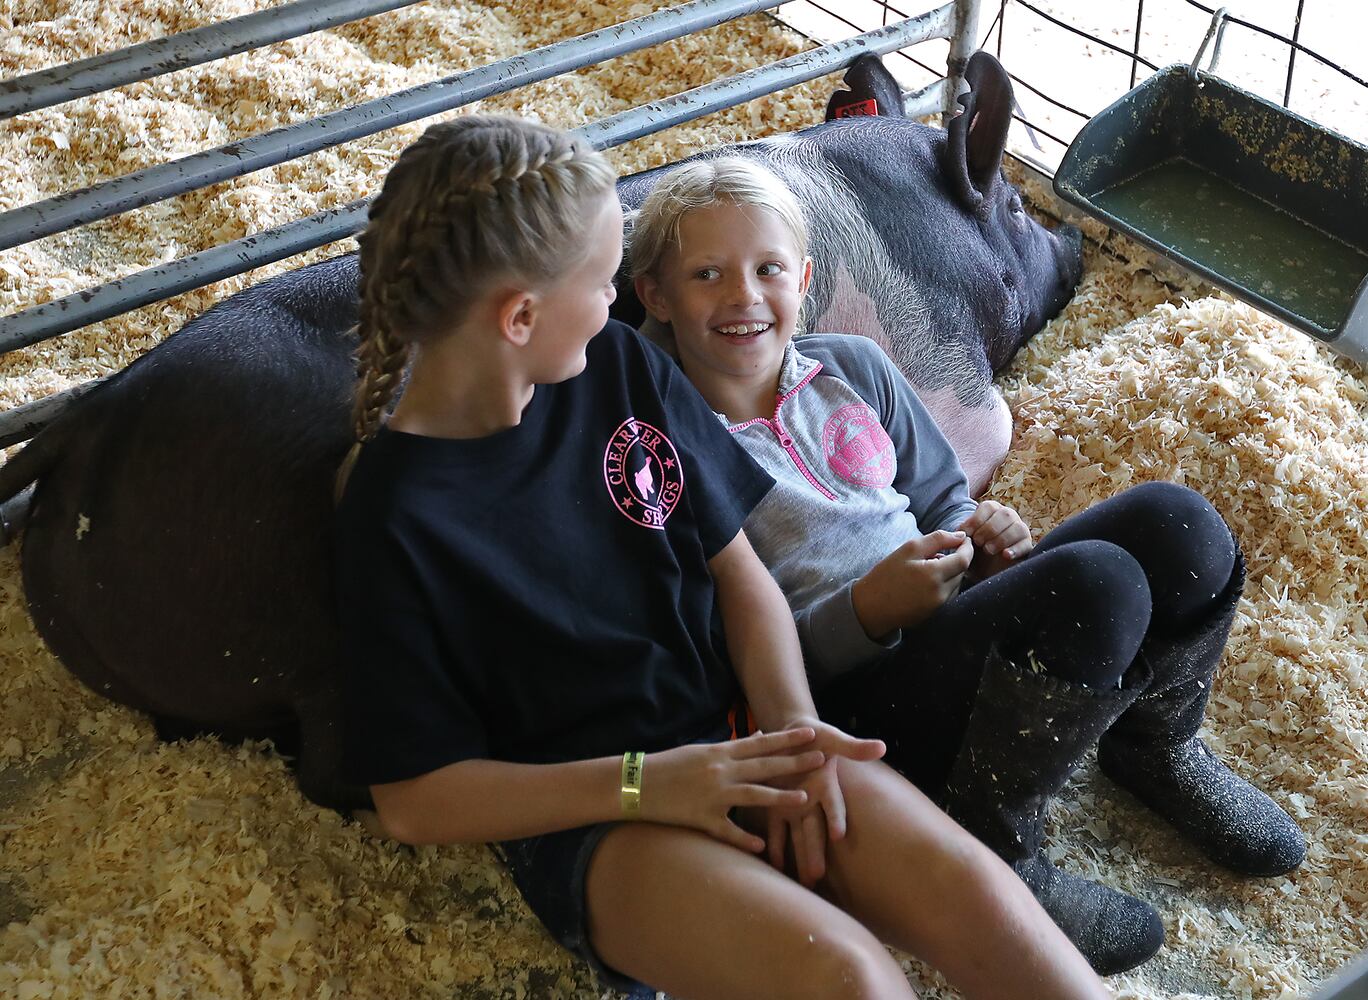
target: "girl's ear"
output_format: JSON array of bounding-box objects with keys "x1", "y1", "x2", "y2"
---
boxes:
[
  {"x1": 634, "y1": 273, "x2": 671, "y2": 323},
  {"x1": 494, "y1": 288, "x2": 537, "y2": 347},
  {"x1": 799, "y1": 257, "x2": 814, "y2": 297}
]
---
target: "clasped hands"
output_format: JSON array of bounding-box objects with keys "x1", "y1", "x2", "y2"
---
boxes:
[{"x1": 642, "y1": 720, "x2": 884, "y2": 888}]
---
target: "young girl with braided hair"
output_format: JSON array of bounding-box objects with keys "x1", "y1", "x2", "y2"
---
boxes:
[
  {"x1": 629, "y1": 155, "x2": 1306, "y2": 978},
  {"x1": 333, "y1": 115, "x2": 1111, "y2": 999}
]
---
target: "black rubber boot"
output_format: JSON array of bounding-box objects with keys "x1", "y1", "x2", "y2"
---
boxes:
[
  {"x1": 1097, "y1": 545, "x2": 1307, "y2": 877},
  {"x1": 943, "y1": 648, "x2": 1165, "y2": 976}
]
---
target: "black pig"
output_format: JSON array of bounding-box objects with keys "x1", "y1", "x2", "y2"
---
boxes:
[{"x1": 0, "y1": 52, "x2": 1080, "y2": 809}]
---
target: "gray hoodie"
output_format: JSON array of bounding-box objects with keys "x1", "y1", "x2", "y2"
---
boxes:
[{"x1": 722, "y1": 334, "x2": 979, "y2": 686}]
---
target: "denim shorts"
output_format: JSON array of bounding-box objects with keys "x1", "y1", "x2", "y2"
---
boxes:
[
  {"x1": 493, "y1": 718, "x2": 746, "y2": 997},
  {"x1": 493, "y1": 821, "x2": 653, "y2": 997}
]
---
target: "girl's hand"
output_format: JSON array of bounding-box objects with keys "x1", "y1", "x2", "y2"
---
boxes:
[
  {"x1": 851, "y1": 530, "x2": 974, "y2": 638},
  {"x1": 759, "y1": 719, "x2": 885, "y2": 887},
  {"x1": 641, "y1": 727, "x2": 825, "y2": 853},
  {"x1": 958, "y1": 501, "x2": 1033, "y2": 580}
]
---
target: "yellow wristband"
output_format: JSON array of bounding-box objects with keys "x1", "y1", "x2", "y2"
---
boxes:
[{"x1": 620, "y1": 751, "x2": 644, "y2": 820}]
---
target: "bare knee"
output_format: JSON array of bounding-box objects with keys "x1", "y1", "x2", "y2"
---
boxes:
[
  {"x1": 796, "y1": 933, "x2": 915, "y2": 999},
  {"x1": 925, "y1": 833, "x2": 1028, "y2": 927}
]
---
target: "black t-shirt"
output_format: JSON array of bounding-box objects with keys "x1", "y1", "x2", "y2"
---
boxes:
[{"x1": 333, "y1": 321, "x2": 774, "y2": 786}]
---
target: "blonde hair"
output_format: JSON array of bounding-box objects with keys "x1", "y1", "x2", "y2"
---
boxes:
[
  {"x1": 337, "y1": 115, "x2": 617, "y2": 498},
  {"x1": 627, "y1": 155, "x2": 809, "y2": 349}
]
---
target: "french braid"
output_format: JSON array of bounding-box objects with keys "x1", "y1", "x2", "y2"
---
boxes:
[{"x1": 335, "y1": 116, "x2": 617, "y2": 499}]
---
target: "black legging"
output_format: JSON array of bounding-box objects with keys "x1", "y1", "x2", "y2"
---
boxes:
[{"x1": 818, "y1": 481, "x2": 1237, "y2": 793}]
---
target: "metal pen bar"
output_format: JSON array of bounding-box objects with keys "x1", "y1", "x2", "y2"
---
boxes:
[
  {"x1": 0, "y1": 9, "x2": 959, "y2": 441},
  {"x1": 0, "y1": 204, "x2": 368, "y2": 442},
  {"x1": 0, "y1": 199, "x2": 371, "y2": 358},
  {"x1": 576, "y1": 5, "x2": 956, "y2": 147},
  {"x1": 0, "y1": 6, "x2": 955, "y2": 362},
  {"x1": 0, "y1": 0, "x2": 424, "y2": 121},
  {"x1": 0, "y1": 0, "x2": 783, "y2": 253},
  {"x1": 0, "y1": 8, "x2": 963, "y2": 445},
  {"x1": 944, "y1": 0, "x2": 981, "y2": 121},
  {"x1": 904, "y1": 79, "x2": 947, "y2": 119},
  {"x1": 792, "y1": 1, "x2": 974, "y2": 124},
  {"x1": 0, "y1": 377, "x2": 105, "y2": 449},
  {"x1": 780, "y1": 1, "x2": 954, "y2": 95}
]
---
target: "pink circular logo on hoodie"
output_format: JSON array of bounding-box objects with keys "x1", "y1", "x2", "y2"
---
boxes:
[{"x1": 822, "y1": 404, "x2": 894, "y2": 488}]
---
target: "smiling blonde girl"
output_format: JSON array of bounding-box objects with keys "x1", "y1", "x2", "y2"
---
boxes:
[{"x1": 630, "y1": 154, "x2": 1305, "y2": 977}]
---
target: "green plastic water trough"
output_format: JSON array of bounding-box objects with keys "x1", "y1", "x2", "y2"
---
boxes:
[{"x1": 1054, "y1": 64, "x2": 1368, "y2": 364}]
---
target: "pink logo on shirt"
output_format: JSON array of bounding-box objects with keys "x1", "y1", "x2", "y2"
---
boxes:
[
  {"x1": 822, "y1": 404, "x2": 895, "y2": 488},
  {"x1": 604, "y1": 418, "x2": 684, "y2": 529}
]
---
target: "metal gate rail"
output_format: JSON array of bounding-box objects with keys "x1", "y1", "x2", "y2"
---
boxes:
[
  {"x1": 0, "y1": 0, "x2": 793, "y2": 254},
  {"x1": 0, "y1": 4, "x2": 971, "y2": 364},
  {"x1": 0, "y1": 0, "x2": 980, "y2": 447},
  {"x1": 0, "y1": 0, "x2": 428, "y2": 121}
]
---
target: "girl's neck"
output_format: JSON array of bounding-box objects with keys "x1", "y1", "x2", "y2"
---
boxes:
[
  {"x1": 683, "y1": 363, "x2": 781, "y2": 426},
  {"x1": 388, "y1": 337, "x2": 535, "y2": 440}
]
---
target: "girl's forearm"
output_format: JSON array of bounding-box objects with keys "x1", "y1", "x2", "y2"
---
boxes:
[
  {"x1": 710, "y1": 531, "x2": 819, "y2": 731},
  {"x1": 729, "y1": 581, "x2": 819, "y2": 730},
  {"x1": 371, "y1": 755, "x2": 622, "y2": 846},
  {"x1": 850, "y1": 569, "x2": 901, "y2": 639},
  {"x1": 378, "y1": 531, "x2": 818, "y2": 847}
]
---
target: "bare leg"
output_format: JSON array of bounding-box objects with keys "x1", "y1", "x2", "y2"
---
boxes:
[
  {"x1": 585, "y1": 822, "x2": 917, "y2": 1000},
  {"x1": 820, "y1": 759, "x2": 1111, "y2": 1000}
]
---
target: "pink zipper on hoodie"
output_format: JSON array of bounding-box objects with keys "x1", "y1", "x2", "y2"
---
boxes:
[{"x1": 729, "y1": 362, "x2": 837, "y2": 501}]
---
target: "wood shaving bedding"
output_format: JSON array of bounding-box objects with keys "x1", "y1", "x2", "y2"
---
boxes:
[{"x1": 0, "y1": 2, "x2": 1363, "y2": 997}]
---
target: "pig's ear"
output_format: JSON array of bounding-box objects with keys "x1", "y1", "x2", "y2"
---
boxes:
[
  {"x1": 946, "y1": 50, "x2": 1013, "y2": 213},
  {"x1": 825, "y1": 53, "x2": 906, "y2": 120}
]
